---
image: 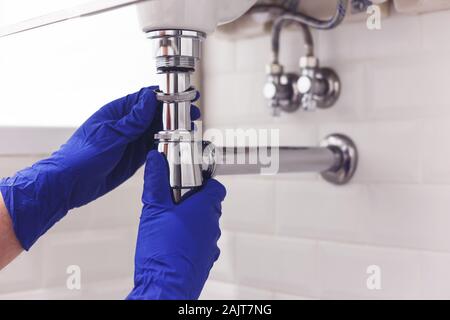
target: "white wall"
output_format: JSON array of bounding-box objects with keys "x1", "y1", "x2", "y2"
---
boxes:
[
  {"x1": 0, "y1": 5, "x2": 156, "y2": 127},
  {"x1": 200, "y1": 9, "x2": 450, "y2": 299}
]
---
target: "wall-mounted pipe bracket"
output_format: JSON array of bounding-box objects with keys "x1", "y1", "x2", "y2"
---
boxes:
[{"x1": 320, "y1": 134, "x2": 358, "y2": 185}]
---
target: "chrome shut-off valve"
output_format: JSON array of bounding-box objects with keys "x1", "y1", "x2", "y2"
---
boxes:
[
  {"x1": 264, "y1": 13, "x2": 341, "y2": 115},
  {"x1": 296, "y1": 55, "x2": 340, "y2": 111}
]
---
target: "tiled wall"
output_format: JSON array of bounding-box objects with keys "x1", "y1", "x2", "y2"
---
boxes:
[{"x1": 200, "y1": 9, "x2": 450, "y2": 299}]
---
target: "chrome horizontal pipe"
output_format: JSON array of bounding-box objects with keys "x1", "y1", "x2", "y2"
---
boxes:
[
  {"x1": 212, "y1": 146, "x2": 341, "y2": 176},
  {"x1": 204, "y1": 134, "x2": 358, "y2": 185}
]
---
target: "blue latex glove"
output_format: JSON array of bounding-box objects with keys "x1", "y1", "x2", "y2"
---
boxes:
[
  {"x1": 0, "y1": 86, "x2": 200, "y2": 250},
  {"x1": 127, "y1": 150, "x2": 226, "y2": 300}
]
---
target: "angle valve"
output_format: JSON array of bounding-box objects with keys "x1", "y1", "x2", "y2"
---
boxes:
[{"x1": 264, "y1": 13, "x2": 341, "y2": 115}]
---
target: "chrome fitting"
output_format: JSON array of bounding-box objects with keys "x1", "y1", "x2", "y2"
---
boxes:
[
  {"x1": 265, "y1": 62, "x2": 284, "y2": 75},
  {"x1": 299, "y1": 56, "x2": 319, "y2": 69},
  {"x1": 264, "y1": 15, "x2": 341, "y2": 115},
  {"x1": 202, "y1": 133, "x2": 357, "y2": 186},
  {"x1": 146, "y1": 29, "x2": 205, "y2": 71},
  {"x1": 147, "y1": 29, "x2": 207, "y2": 203}
]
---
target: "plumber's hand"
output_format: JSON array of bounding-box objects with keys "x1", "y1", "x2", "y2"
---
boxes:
[
  {"x1": 0, "y1": 87, "x2": 200, "y2": 250},
  {"x1": 127, "y1": 151, "x2": 226, "y2": 300}
]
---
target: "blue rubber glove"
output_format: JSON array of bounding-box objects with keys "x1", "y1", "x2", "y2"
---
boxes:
[
  {"x1": 127, "y1": 150, "x2": 226, "y2": 300},
  {"x1": 0, "y1": 87, "x2": 200, "y2": 250}
]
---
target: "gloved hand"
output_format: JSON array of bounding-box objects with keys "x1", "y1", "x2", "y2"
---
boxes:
[
  {"x1": 0, "y1": 87, "x2": 200, "y2": 250},
  {"x1": 127, "y1": 151, "x2": 226, "y2": 300}
]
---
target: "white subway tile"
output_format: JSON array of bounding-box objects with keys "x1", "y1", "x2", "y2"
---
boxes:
[
  {"x1": 366, "y1": 56, "x2": 450, "y2": 119},
  {"x1": 363, "y1": 184, "x2": 450, "y2": 252},
  {"x1": 47, "y1": 177, "x2": 142, "y2": 233},
  {"x1": 276, "y1": 181, "x2": 450, "y2": 252},
  {"x1": 0, "y1": 287, "x2": 84, "y2": 300},
  {"x1": 232, "y1": 285, "x2": 274, "y2": 300},
  {"x1": 317, "y1": 242, "x2": 421, "y2": 299},
  {"x1": 204, "y1": 35, "x2": 236, "y2": 75},
  {"x1": 318, "y1": 13, "x2": 421, "y2": 62},
  {"x1": 0, "y1": 156, "x2": 44, "y2": 177},
  {"x1": 84, "y1": 178, "x2": 142, "y2": 228},
  {"x1": 80, "y1": 277, "x2": 132, "y2": 300},
  {"x1": 210, "y1": 122, "x2": 318, "y2": 146},
  {"x1": 421, "y1": 10, "x2": 450, "y2": 52},
  {"x1": 232, "y1": 72, "x2": 268, "y2": 121},
  {"x1": 422, "y1": 119, "x2": 450, "y2": 183},
  {"x1": 235, "y1": 234, "x2": 319, "y2": 297},
  {"x1": 220, "y1": 176, "x2": 275, "y2": 234},
  {"x1": 209, "y1": 231, "x2": 236, "y2": 282},
  {"x1": 200, "y1": 280, "x2": 274, "y2": 300},
  {"x1": 0, "y1": 277, "x2": 132, "y2": 300},
  {"x1": 316, "y1": 62, "x2": 367, "y2": 122},
  {"x1": 275, "y1": 181, "x2": 369, "y2": 243},
  {"x1": 40, "y1": 228, "x2": 136, "y2": 288},
  {"x1": 0, "y1": 127, "x2": 73, "y2": 155},
  {"x1": 272, "y1": 122, "x2": 318, "y2": 146},
  {"x1": 0, "y1": 243, "x2": 44, "y2": 294},
  {"x1": 48, "y1": 207, "x2": 95, "y2": 234},
  {"x1": 319, "y1": 120, "x2": 422, "y2": 183},
  {"x1": 235, "y1": 34, "x2": 271, "y2": 74},
  {"x1": 204, "y1": 74, "x2": 240, "y2": 127},
  {"x1": 273, "y1": 292, "x2": 315, "y2": 300},
  {"x1": 420, "y1": 251, "x2": 450, "y2": 299}
]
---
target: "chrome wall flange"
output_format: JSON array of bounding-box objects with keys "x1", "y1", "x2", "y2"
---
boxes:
[
  {"x1": 314, "y1": 67, "x2": 341, "y2": 109},
  {"x1": 320, "y1": 134, "x2": 358, "y2": 185}
]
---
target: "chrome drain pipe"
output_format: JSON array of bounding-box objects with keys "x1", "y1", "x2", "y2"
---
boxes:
[
  {"x1": 205, "y1": 134, "x2": 358, "y2": 185},
  {"x1": 147, "y1": 30, "x2": 206, "y2": 202}
]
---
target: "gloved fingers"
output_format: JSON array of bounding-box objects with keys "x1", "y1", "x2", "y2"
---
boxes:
[
  {"x1": 118, "y1": 86, "x2": 159, "y2": 118},
  {"x1": 106, "y1": 103, "x2": 199, "y2": 184},
  {"x1": 193, "y1": 91, "x2": 201, "y2": 102},
  {"x1": 199, "y1": 179, "x2": 227, "y2": 203},
  {"x1": 96, "y1": 86, "x2": 158, "y2": 120},
  {"x1": 114, "y1": 88, "x2": 160, "y2": 142},
  {"x1": 213, "y1": 246, "x2": 221, "y2": 262},
  {"x1": 113, "y1": 93, "x2": 200, "y2": 143},
  {"x1": 190, "y1": 105, "x2": 201, "y2": 121},
  {"x1": 104, "y1": 137, "x2": 151, "y2": 190},
  {"x1": 142, "y1": 150, "x2": 173, "y2": 208},
  {"x1": 113, "y1": 88, "x2": 198, "y2": 121},
  {"x1": 217, "y1": 226, "x2": 222, "y2": 240},
  {"x1": 181, "y1": 179, "x2": 226, "y2": 217}
]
